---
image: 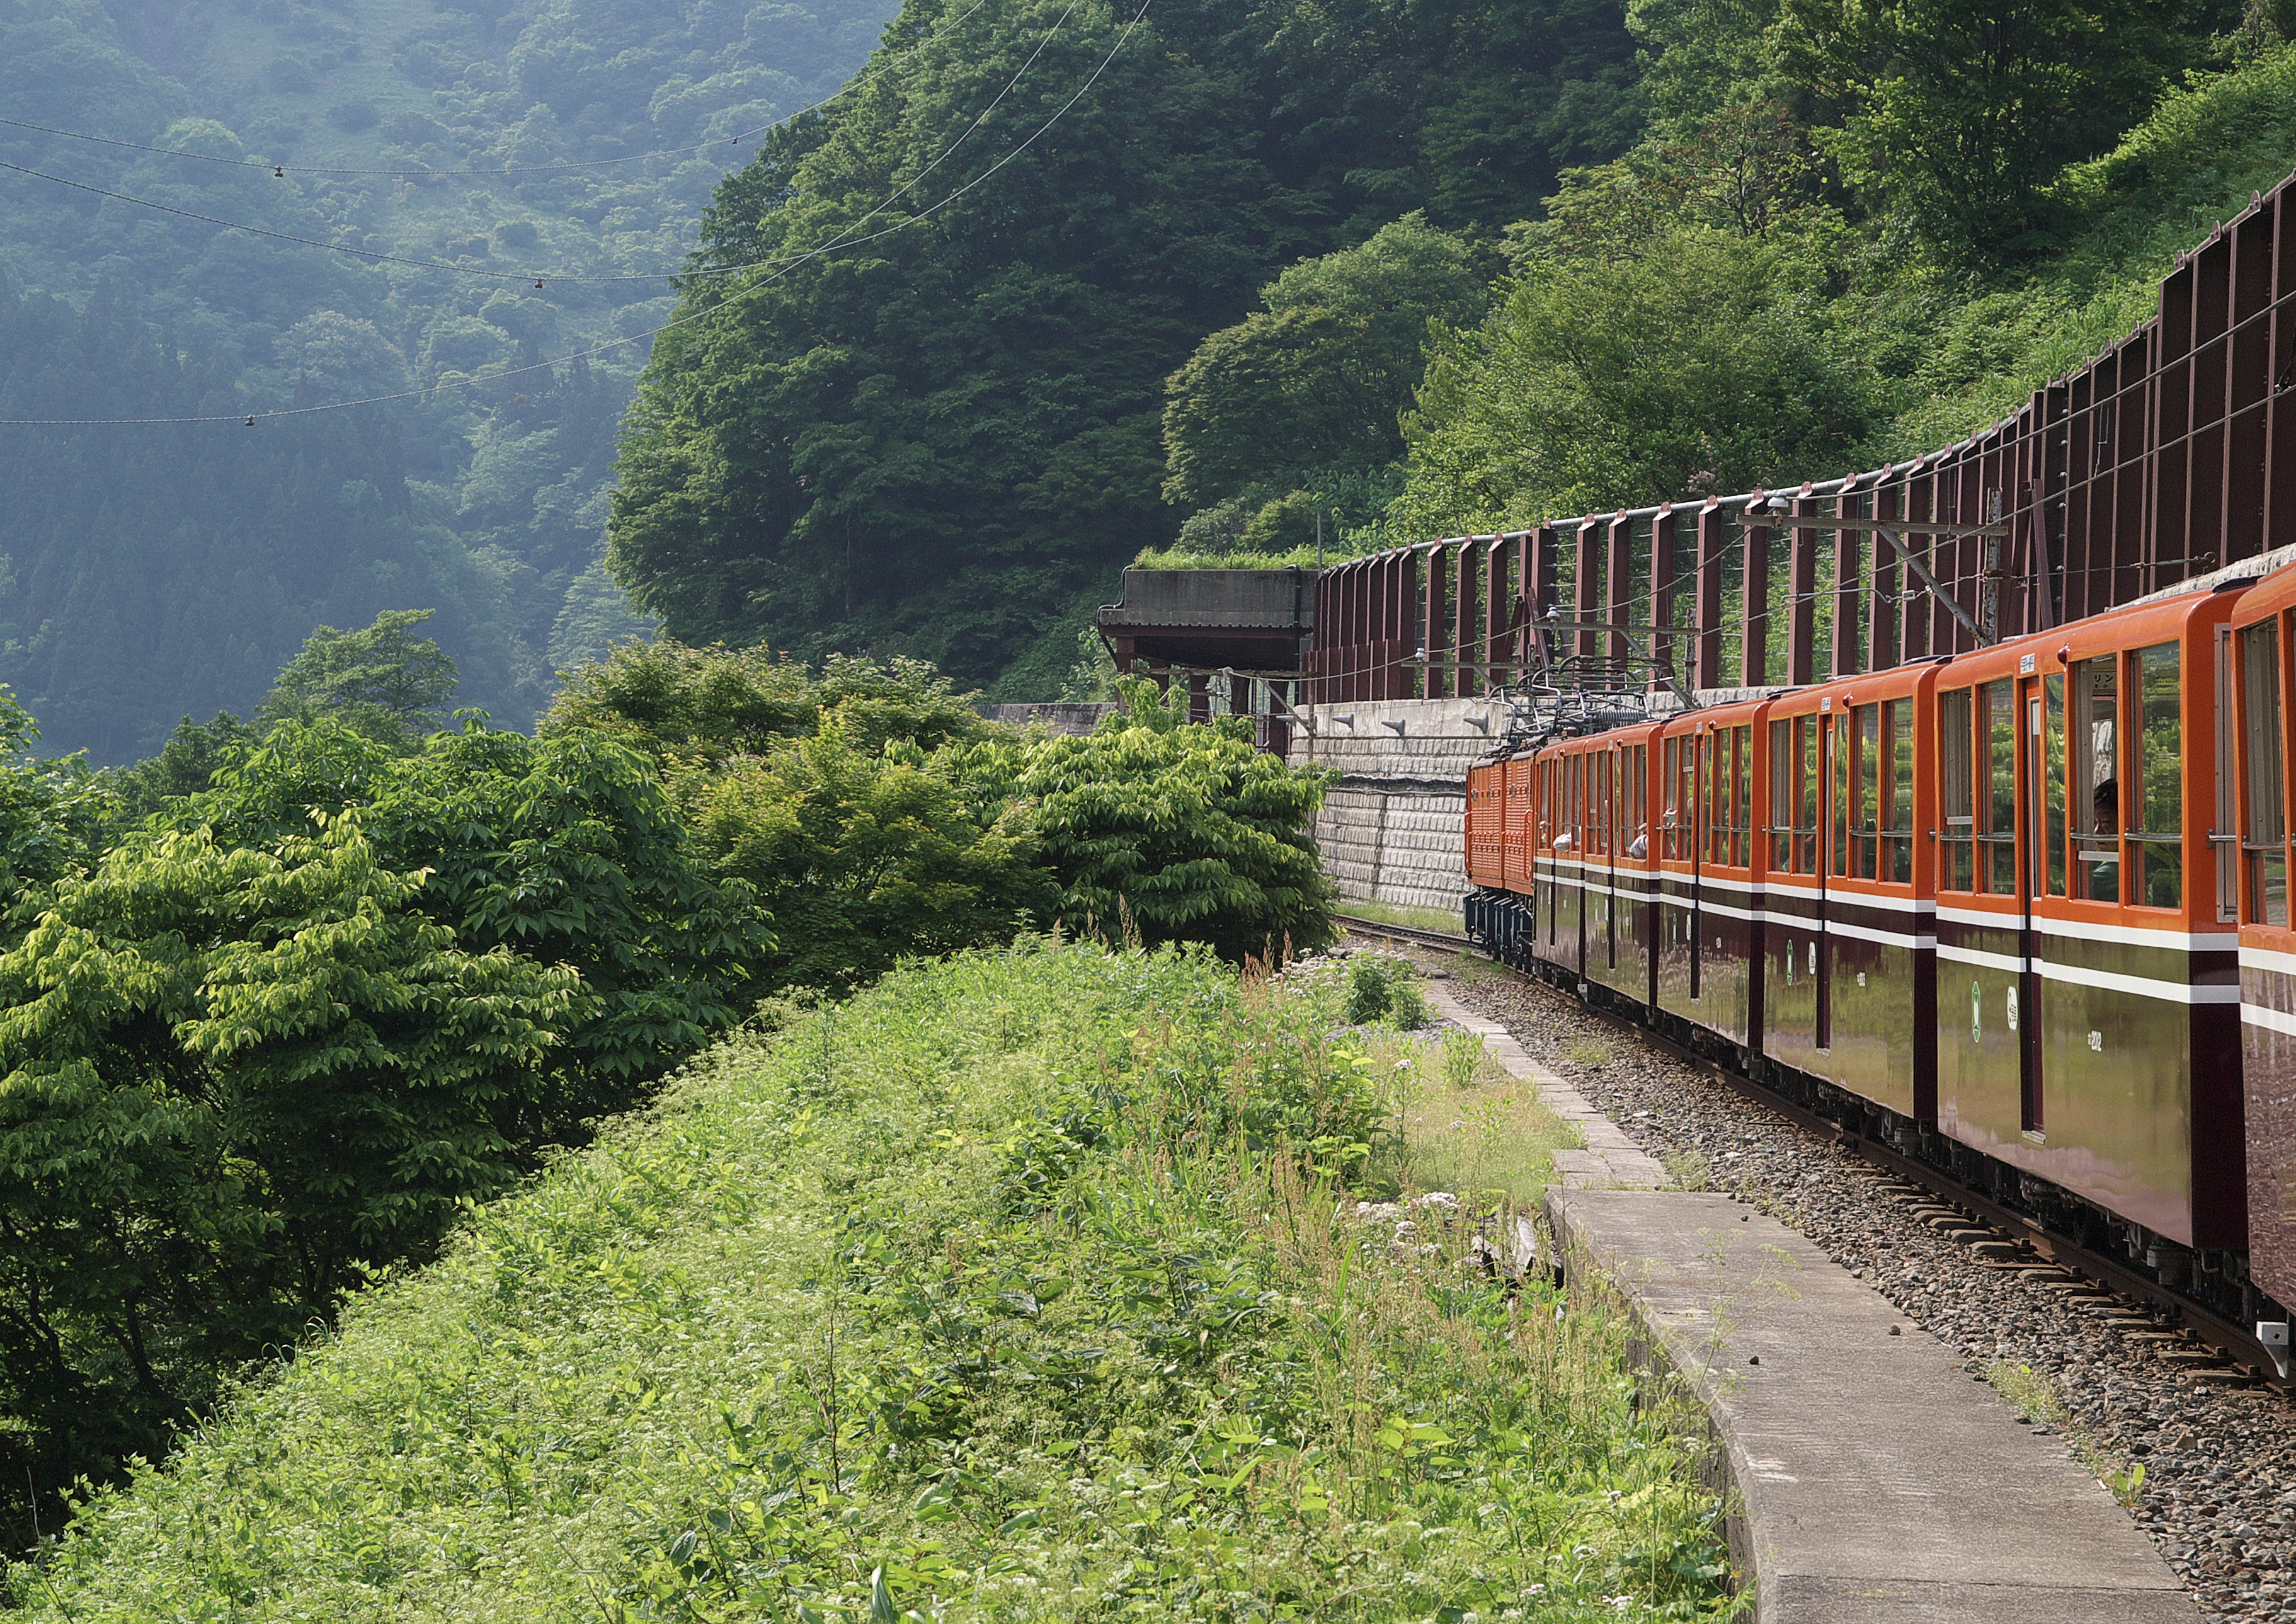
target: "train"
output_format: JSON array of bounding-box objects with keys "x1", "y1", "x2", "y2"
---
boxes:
[{"x1": 1461, "y1": 548, "x2": 2296, "y2": 1363}]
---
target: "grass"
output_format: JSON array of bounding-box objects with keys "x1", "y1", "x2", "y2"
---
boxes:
[
  {"x1": 1371, "y1": 1024, "x2": 1583, "y2": 1210},
  {"x1": 1983, "y1": 1360, "x2": 2145, "y2": 1509},
  {"x1": 13, "y1": 939, "x2": 1735, "y2": 1621},
  {"x1": 1330, "y1": 898, "x2": 1469, "y2": 935}
]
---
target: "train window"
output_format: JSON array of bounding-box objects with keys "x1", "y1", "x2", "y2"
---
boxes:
[
  {"x1": 2243, "y1": 620, "x2": 2288, "y2": 925},
  {"x1": 1941, "y1": 688, "x2": 1974, "y2": 891},
  {"x1": 1627, "y1": 745, "x2": 1648, "y2": 860},
  {"x1": 1852, "y1": 705, "x2": 1879, "y2": 879},
  {"x1": 2133, "y1": 642, "x2": 2181, "y2": 910},
  {"x1": 1732, "y1": 724, "x2": 1752, "y2": 866},
  {"x1": 1706, "y1": 731, "x2": 1729, "y2": 865},
  {"x1": 1661, "y1": 738, "x2": 1681, "y2": 860},
  {"x1": 1980, "y1": 680, "x2": 2017, "y2": 895},
  {"x1": 1797, "y1": 716, "x2": 1820, "y2": 873},
  {"x1": 1882, "y1": 699, "x2": 1914, "y2": 884},
  {"x1": 1769, "y1": 719, "x2": 1791, "y2": 870},
  {"x1": 2043, "y1": 673, "x2": 2067, "y2": 897},
  {"x1": 1831, "y1": 712, "x2": 1851, "y2": 878},
  {"x1": 2069, "y1": 656, "x2": 2120, "y2": 903},
  {"x1": 1596, "y1": 750, "x2": 1613, "y2": 859}
]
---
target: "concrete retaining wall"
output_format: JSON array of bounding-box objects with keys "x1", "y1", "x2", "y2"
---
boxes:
[{"x1": 1285, "y1": 698, "x2": 1509, "y2": 916}]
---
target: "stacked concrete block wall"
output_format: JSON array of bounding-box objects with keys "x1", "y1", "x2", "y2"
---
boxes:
[{"x1": 1285, "y1": 699, "x2": 1509, "y2": 916}]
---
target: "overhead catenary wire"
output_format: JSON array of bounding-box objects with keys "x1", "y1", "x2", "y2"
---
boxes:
[
  {"x1": 0, "y1": 0, "x2": 993, "y2": 180},
  {"x1": 0, "y1": 0, "x2": 1081, "y2": 289},
  {"x1": 0, "y1": 0, "x2": 1155, "y2": 428}
]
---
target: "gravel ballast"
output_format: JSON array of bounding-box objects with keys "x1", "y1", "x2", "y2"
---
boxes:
[{"x1": 1422, "y1": 949, "x2": 2296, "y2": 1624}]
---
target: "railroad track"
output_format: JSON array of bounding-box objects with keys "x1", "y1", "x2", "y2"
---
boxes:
[{"x1": 1331, "y1": 908, "x2": 2291, "y2": 1389}]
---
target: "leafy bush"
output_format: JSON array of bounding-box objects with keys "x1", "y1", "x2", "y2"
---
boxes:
[
  {"x1": 540, "y1": 641, "x2": 987, "y2": 770},
  {"x1": 685, "y1": 718, "x2": 1051, "y2": 998},
  {"x1": 1346, "y1": 954, "x2": 1428, "y2": 1028},
  {"x1": 964, "y1": 684, "x2": 1338, "y2": 962},
  {"x1": 189, "y1": 719, "x2": 768, "y2": 1121},
  {"x1": 10, "y1": 941, "x2": 1732, "y2": 1620}
]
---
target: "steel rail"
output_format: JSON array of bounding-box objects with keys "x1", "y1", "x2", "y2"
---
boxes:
[{"x1": 1330, "y1": 911, "x2": 2292, "y2": 1388}]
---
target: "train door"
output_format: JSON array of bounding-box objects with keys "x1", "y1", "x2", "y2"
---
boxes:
[
  {"x1": 1570, "y1": 750, "x2": 1587, "y2": 978},
  {"x1": 1689, "y1": 730, "x2": 1704, "y2": 1002},
  {"x1": 2022, "y1": 659, "x2": 2055, "y2": 1136},
  {"x1": 1988, "y1": 667, "x2": 2040, "y2": 1139},
  {"x1": 1818, "y1": 702, "x2": 1839, "y2": 1052}
]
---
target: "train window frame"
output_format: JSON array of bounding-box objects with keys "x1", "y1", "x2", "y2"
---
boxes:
[
  {"x1": 1940, "y1": 687, "x2": 1975, "y2": 892},
  {"x1": 2242, "y1": 615, "x2": 2289, "y2": 927},
  {"x1": 1705, "y1": 729, "x2": 1729, "y2": 866},
  {"x1": 1769, "y1": 719, "x2": 1791, "y2": 871},
  {"x1": 1882, "y1": 698, "x2": 1914, "y2": 884},
  {"x1": 2042, "y1": 673, "x2": 2067, "y2": 897},
  {"x1": 1661, "y1": 736, "x2": 1683, "y2": 861},
  {"x1": 1849, "y1": 704, "x2": 1880, "y2": 881},
  {"x1": 1796, "y1": 715, "x2": 1820, "y2": 874},
  {"x1": 2130, "y1": 641, "x2": 2182, "y2": 912},
  {"x1": 1626, "y1": 742, "x2": 1649, "y2": 862},
  {"x1": 2068, "y1": 655, "x2": 2120, "y2": 903},
  {"x1": 1730, "y1": 724, "x2": 1752, "y2": 867},
  {"x1": 1979, "y1": 678, "x2": 2017, "y2": 895}
]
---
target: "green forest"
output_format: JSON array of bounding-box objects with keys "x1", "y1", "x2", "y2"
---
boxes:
[
  {"x1": 615, "y1": 0, "x2": 2296, "y2": 690},
  {"x1": 17, "y1": 0, "x2": 2293, "y2": 735},
  {"x1": 1, "y1": 0, "x2": 899, "y2": 763}
]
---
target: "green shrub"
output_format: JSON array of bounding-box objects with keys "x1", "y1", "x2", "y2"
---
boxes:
[
  {"x1": 1346, "y1": 954, "x2": 1427, "y2": 1027},
  {"x1": 0, "y1": 815, "x2": 581, "y2": 1527},
  {"x1": 686, "y1": 718, "x2": 1052, "y2": 997},
  {"x1": 11, "y1": 940, "x2": 1732, "y2": 1620},
  {"x1": 964, "y1": 683, "x2": 1337, "y2": 963}
]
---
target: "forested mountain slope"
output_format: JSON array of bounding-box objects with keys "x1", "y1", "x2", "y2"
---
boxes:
[
  {"x1": 607, "y1": 0, "x2": 1645, "y2": 698},
  {"x1": 0, "y1": 0, "x2": 896, "y2": 762}
]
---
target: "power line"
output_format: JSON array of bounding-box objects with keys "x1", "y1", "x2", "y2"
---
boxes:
[
  {"x1": 0, "y1": 0, "x2": 1155, "y2": 428},
  {"x1": 0, "y1": 0, "x2": 1077, "y2": 290},
  {"x1": 0, "y1": 0, "x2": 993, "y2": 181}
]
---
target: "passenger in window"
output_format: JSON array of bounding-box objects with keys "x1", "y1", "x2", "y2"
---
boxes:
[
  {"x1": 1628, "y1": 826, "x2": 1648, "y2": 860},
  {"x1": 2088, "y1": 778, "x2": 2120, "y2": 902}
]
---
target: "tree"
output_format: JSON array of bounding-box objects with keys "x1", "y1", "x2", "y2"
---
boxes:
[
  {"x1": 178, "y1": 719, "x2": 770, "y2": 1126},
  {"x1": 1769, "y1": 0, "x2": 2239, "y2": 258},
  {"x1": 966, "y1": 682, "x2": 1337, "y2": 962},
  {"x1": 540, "y1": 641, "x2": 990, "y2": 770},
  {"x1": 101, "y1": 712, "x2": 265, "y2": 826},
  {"x1": 1162, "y1": 215, "x2": 1491, "y2": 512},
  {"x1": 1390, "y1": 229, "x2": 1878, "y2": 534},
  {"x1": 256, "y1": 609, "x2": 460, "y2": 748},
  {"x1": 0, "y1": 816, "x2": 580, "y2": 1518},
  {"x1": 688, "y1": 719, "x2": 1050, "y2": 996}
]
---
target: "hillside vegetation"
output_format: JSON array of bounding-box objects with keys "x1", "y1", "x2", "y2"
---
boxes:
[
  {"x1": 0, "y1": 615, "x2": 1350, "y2": 1545},
  {"x1": 11, "y1": 942, "x2": 1731, "y2": 1621},
  {"x1": 0, "y1": 0, "x2": 896, "y2": 760}
]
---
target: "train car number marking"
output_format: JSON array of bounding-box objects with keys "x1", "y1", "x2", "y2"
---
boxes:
[{"x1": 2089, "y1": 1030, "x2": 2105, "y2": 1052}]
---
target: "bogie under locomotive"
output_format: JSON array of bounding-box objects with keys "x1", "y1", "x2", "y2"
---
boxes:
[{"x1": 1465, "y1": 561, "x2": 2296, "y2": 1339}]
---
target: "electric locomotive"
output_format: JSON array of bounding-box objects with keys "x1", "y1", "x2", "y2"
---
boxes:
[{"x1": 1464, "y1": 552, "x2": 2296, "y2": 1349}]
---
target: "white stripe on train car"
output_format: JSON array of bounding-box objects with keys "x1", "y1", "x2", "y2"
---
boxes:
[
  {"x1": 1822, "y1": 918, "x2": 1933, "y2": 951},
  {"x1": 2240, "y1": 945, "x2": 2296, "y2": 978},
  {"x1": 1936, "y1": 903, "x2": 2023, "y2": 930},
  {"x1": 2034, "y1": 918, "x2": 2236, "y2": 952},
  {"x1": 2034, "y1": 959, "x2": 2239, "y2": 1005},
  {"x1": 2243, "y1": 1003, "x2": 2296, "y2": 1035},
  {"x1": 1937, "y1": 941, "x2": 2025, "y2": 975}
]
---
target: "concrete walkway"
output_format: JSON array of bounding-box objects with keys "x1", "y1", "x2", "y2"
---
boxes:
[
  {"x1": 1420, "y1": 978, "x2": 2195, "y2": 1623},
  {"x1": 1548, "y1": 1189, "x2": 2199, "y2": 1623}
]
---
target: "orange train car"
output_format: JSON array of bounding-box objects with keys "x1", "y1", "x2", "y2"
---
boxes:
[{"x1": 1465, "y1": 559, "x2": 2296, "y2": 1337}]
